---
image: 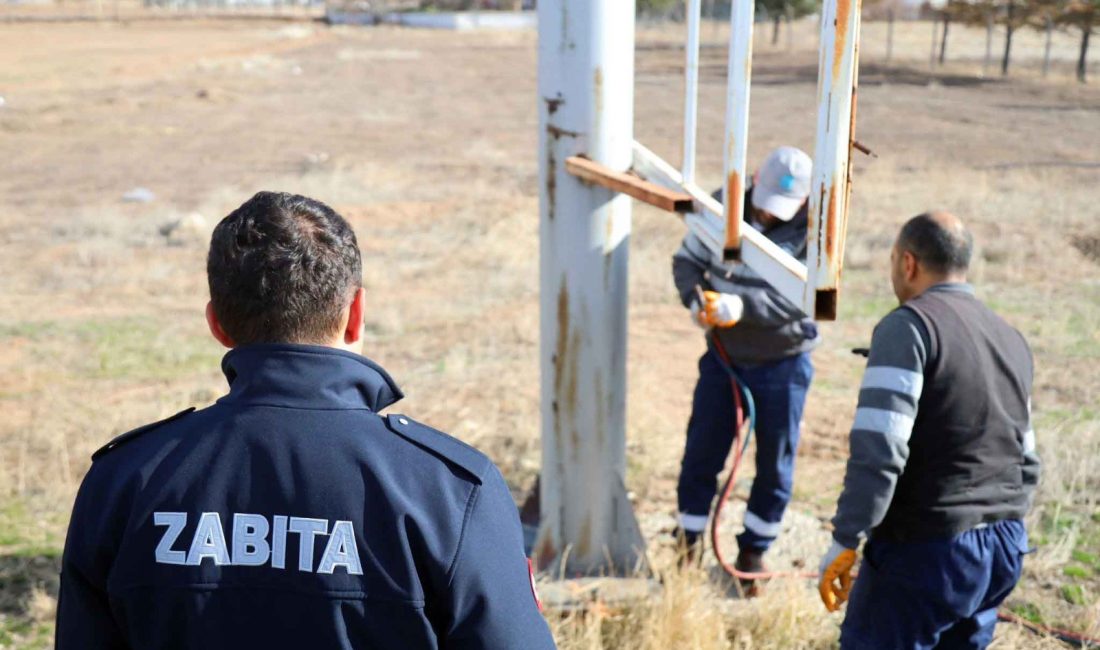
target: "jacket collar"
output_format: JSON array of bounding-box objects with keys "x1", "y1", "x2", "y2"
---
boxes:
[
  {"x1": 926, "y1": 282, "x2": 975, "y2": 295},
  {"x1": 219, "y1": 343, "x2": 403, "y2": 412}
]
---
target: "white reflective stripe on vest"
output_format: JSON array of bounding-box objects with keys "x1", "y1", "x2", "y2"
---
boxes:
[{"x1": 1023, "y1": 429, "x2": 1036, "y2": 454}]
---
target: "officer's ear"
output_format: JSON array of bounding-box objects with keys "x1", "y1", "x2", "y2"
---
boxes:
[
  {"x1": 902, "y1": 250, "x2": 920, "y2": 283},
  {"x1": 343, "y1": 287, "x2": 366, "y2": 347},
  {"x1": 206, "y1": 301, "x2": 236, "y2": 349}
]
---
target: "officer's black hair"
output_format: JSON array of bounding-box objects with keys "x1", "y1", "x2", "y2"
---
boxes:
[
  {"x1": 897, "y1": 212, "x2": 973, "y2": 275},
  {"x1": 207, "y1": 191, "x2": 362, "y2": 345}
]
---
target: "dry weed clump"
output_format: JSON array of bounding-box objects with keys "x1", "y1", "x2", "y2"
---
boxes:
[
  {"x1": 550, "y1": 567, "x2": 837, "y2": 650},
  {"x1": 1009, "y1": 415, "x2": 1100, "y2": 638},
  {"x1": 550, "y1": 412, "x2": 1100, "y2": 650}
]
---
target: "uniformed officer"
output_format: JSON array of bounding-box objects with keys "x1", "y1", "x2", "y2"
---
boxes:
[
  {"x1": 818, "y1": 212, "x2": 1039, "y2": 649},
  {"x1": 672, "y1": 147, "x2": 819, "y2": 588},
  {"x1": 56, "y1": 191, "x2": 556, "y2": 649}
]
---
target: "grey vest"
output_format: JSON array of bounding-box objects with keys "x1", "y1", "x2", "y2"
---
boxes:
[{"x1": 874, "y1": 289, "x2": 1035, "y2": 542}]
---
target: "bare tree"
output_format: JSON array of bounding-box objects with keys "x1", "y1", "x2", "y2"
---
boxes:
[
  {"x1": 1062, "y1": 0, "x2": 1098, "y2": 82},
  {"x1": 887, "y1": 7, "x2": 896, "y2": 63},
  {"x1": 940, "y1": 3, "x2": 952, "y2": 64},
  {"x1": 757, "y1": 0, "x2": 819, "y2": 47},
  {"x1": 1043, "y1": 15, "x2": 1055, "y2": 75}
]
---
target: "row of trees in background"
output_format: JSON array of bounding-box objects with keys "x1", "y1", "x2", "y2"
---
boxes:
[
  {"x1": 635, "y1": 0, "x2": 1095, "y2": 82},
  {"x1": 935, "y1": 0, "x2": 1096, "y2": 81}
]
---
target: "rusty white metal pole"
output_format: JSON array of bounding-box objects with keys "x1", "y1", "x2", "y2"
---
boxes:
[
  {"x1": 682, "y1": 0, "x2": 702, "y2": 183},
  {"x1": 805, "y1": 0, "x2": 861, "y2": 320},
  {"x1": 722, "y1": 0, "x2": 755, "y2": 261},
  {"x1": 536, "y1": 0, "x2": 645, "y2": 576},
  {"x1": 990, "y1": 13, "x2": 998, "y2": 76},
  {"x1": 930, "y1": 16, "x2": 940, "y2": 69}
]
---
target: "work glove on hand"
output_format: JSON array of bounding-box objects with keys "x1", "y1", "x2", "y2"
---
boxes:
[
  {"x1": 818, "y1": 540, "x2": 857, "y2": 612},
  {"x1": 690, "y1": 291, "x2": 743, "y2": 329}
]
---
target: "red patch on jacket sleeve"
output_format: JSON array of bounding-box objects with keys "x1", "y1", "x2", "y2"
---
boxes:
[{"x1": 527, "y1": 558, "x2": 543, "y2": 612}]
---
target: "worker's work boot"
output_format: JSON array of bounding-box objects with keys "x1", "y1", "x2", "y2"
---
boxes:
[
  {"x1": 672, "y1": 527, "x2": 702, "y2": 568},
  {"x1": 734, "y1": 549, "x2": 766, "y2": 598}
]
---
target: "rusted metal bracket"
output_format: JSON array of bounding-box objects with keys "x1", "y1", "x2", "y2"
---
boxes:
[
  {"x1": 564, "y1": 156, "x2": 694, "y2": 214},
  {"x1": 853, "y1": 140, "x2": 877, "y2": 158}
]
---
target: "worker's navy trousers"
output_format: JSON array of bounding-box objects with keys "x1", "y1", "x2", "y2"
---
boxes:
[
  {"x1": 841, "y1": 519, "x2": 1029, "y2": 650},
  {"x1": 676, "y1": 350, "x2": 813, "y2": 552}
]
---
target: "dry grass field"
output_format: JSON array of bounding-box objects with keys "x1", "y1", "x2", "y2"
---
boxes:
[{"x1": 0, "y1": 14, "x2": 1098, "y2": 649}]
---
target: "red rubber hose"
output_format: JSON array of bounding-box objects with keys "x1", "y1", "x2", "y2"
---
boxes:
[{"x1": 709, "y1": 336, "x2": 817, "y2": 582}]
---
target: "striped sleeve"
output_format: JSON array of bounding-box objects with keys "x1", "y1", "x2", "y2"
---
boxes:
[{"x1": 830, "y1": 308, "x2": 929, "y2": 549}]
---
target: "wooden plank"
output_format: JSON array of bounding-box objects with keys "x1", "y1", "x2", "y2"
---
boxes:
[{"x1": 564, "y1": 156, "x2": 693, "y2": 213}]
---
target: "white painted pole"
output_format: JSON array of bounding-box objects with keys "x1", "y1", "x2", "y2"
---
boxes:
[
  {"x1": 536, "y1": 0, "x2": 645, "y2": 576},
  {"x1": 682, "y1": 0, "x2": 702, "y2": 183},
  {"x1": 930, "y1": 17, "x2": 940, "y2": 69},
  {"x1": 722, "y1": 0, "x2": 755, "y2": 260},
  {"x1": 887, "y1": 9, "x2": 895, "y2": 65},
  {"x1": 805, "y1": 0, "x2": 861, "y2": 319},
  {"x1": 982, "y1": 13, "x2": 993, "y2": 77},
  {"x1": 1042, "y1": 17, "x2": 1053, "y2": 78}
]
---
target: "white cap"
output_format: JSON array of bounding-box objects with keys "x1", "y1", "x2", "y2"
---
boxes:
[{"x1": 751, "y1": 146, "x2": 812, "y2": 222}]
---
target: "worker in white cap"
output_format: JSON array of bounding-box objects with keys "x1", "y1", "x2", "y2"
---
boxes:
[{"x1": 671, "y1": 146, "x2": 819, "y2": 594}]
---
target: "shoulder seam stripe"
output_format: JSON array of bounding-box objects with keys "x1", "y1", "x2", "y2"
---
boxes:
[{"x1": 92, "y1": 407, "x2": 196, "y2": 461}]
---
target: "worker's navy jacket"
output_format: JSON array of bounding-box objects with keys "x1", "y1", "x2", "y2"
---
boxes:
[
  {"x1": 57, "y1": 343, "x2": 556, "y2": 650},
  {"x1": 672, "y1": 187, "x2": 819, "y2": 365}
]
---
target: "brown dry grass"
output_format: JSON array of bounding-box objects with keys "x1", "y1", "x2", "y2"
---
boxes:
[{"x1": 0, "y1": 16, "x2": 1098, "y2": 649}]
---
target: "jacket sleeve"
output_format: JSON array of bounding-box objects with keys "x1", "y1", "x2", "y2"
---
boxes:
[
  {"x1": 672, "y1": 231, "x2": 806, "y2": 326},
  {"x1": 442, "y1": 466, "x2": 556, "y2": 650},
  {"x1": 830, "y1": 309, "x2": 928, "y2": 549},
  {"x1": 671, "y1": 231, "x2": 710, "y2": 309},
  {"x1": 722, "y1": 276, "x2": 807, "y2": 327},
  {"x1": 56, "y1": 467, "x2": 129, "y2": 649}
]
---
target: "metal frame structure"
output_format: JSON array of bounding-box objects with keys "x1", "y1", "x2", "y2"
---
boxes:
[{"x1": 537, "y1": 0, "x2": 861, "y2": 576}]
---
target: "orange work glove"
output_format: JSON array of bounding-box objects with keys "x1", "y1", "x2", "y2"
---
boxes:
[
  {"x1": 818, "y1": 541, "x2": 857, "y2": 612},
  {"x1": 690, "y1": 290, "x2": 743, "y2": 329}
]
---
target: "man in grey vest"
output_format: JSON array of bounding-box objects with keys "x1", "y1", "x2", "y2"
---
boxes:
[{"x1": 818, "y1": 212, "x2": 1039, "y2": 649}]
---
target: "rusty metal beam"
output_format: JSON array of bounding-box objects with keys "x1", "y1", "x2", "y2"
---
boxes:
[
  {"x1": 721, "y1": 0, "x2": 755, "y2": 262},
  {"x1": 565, "y1": 156, "x2": 693, "y2": 213}
]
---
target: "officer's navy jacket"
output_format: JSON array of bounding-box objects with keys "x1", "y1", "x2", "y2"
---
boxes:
[{"x1": 57, "y1": 343, "x2": 556, "y2": 649}]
